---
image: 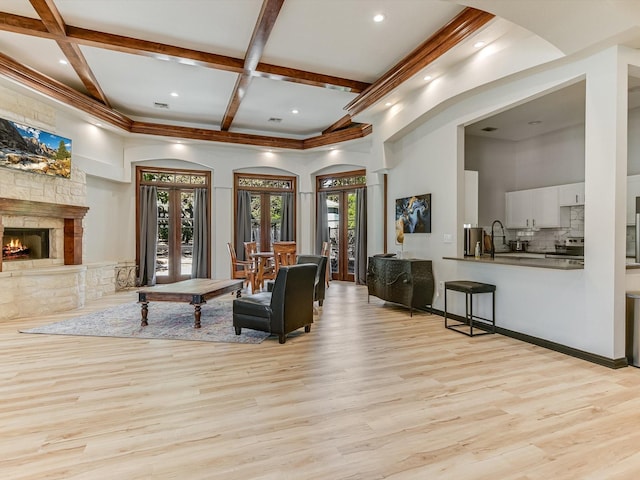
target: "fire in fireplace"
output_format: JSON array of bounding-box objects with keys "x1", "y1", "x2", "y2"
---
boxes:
[{"x1": 2, "y1": 228, "x2": 50, "y2": 261}]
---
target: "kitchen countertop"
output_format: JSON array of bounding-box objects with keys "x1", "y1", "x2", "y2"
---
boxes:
[{"x1": 444, "y1": 254, "x2": 584, "y2": 270}]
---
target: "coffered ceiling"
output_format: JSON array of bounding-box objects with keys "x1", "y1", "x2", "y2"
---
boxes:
[{"x1": 0, "y1": 0, "x2": 496, "y2": 149}]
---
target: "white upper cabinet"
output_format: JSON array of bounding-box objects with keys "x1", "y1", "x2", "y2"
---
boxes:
[
  {"x1": 559, "y1": 182, "x2": 585, "y2": 206},
  {"x1": 506, "y1": 186, "x2": 566, "y2": 229},
  {"x1": 506, "y1": 189, "x2": 532, "y2": 228}
]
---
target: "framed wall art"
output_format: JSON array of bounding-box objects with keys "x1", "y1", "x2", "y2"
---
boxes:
[{"x1": 0, "y1": 117, "x2": 71, "y2": 179}]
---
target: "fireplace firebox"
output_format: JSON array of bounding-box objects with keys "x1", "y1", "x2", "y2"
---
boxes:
[{"x1": 2, "y1": 228, "x2": 50, "y2": 261}]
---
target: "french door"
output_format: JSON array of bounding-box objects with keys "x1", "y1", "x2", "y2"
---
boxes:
[
  {"x1": 155, "y1": 187, "x2": 195, "y2": 283},
  {"x1": 318, "y1": 170, "x2": 366, "y2": 282},
  {"x1": 326, "y1": 190, "x2": 357, "y2": 282},
  {"x1": 137, "y1": 166, "x2": 210, "y2": 284}
]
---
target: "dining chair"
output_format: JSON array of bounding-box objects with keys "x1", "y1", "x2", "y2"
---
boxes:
[
  {"x1": 226, "y1": 242, "x2": 254, "y2": 289},
  {"x1": 273, "y1": 241, "x2": 297, "y2": 273},
  {"x1": 320, "y1": 241, "x2": 331, "y2": 288}
]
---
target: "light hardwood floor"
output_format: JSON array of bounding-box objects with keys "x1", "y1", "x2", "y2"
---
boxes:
[{"x1": 2, "y1": 282, "x2": 640, "y2": 479}]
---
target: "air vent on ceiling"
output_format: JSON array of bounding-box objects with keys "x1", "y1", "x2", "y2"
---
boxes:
[
  {"x1": 268, "y1": 117, "x2": 282, "y2": 123},
  {"x1": 481, "y1": 126, "x2": 498, "y2": 132},
  {"x1": 153, "y1": 102, "x2": 170, "y2": 109}
]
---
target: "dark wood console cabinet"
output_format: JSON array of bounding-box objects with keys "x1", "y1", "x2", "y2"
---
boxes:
[{"x1": 367, "y1": 256, "x2": 434, "y2": 316}]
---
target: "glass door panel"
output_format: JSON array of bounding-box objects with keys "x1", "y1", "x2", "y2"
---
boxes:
[
  {"x1": 250, "y1": 193, "x2": 262, "y2": 251},
  {"x1": 156, "y1": 189, "x2": 169, "y2": 279},
  {"x1": 180, "y1": 191, "x2": 194, "y2": 277},
  {"x1": 347, "y1": 192, "x2": 356, "y2": 276}
]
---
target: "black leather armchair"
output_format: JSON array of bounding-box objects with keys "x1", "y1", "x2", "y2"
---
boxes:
[
  {"x1": 296, "y1": 255, "x2": 327, "y2": 306},
  {"x1": 233, "y1": 263, "x2": 317, "y2": 344}
]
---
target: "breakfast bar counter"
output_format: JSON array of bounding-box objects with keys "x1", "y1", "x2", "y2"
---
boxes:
[{"x1": 444, "y1": 254, "x2": 584, "y2": 270}]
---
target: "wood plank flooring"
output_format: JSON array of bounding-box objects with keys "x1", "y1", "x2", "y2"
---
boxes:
[{"x1": 2, "y1": 282, "x2": 640, "y2": 479}]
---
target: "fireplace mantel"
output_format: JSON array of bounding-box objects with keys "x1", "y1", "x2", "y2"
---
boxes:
[{"x1": 0, "y1": 198, "x2": 89, "y2": 272}]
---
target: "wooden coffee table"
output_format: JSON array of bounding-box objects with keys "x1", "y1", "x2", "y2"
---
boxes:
[{"x1": 137, "y1": 278, "x2": 244, "y2": 328}]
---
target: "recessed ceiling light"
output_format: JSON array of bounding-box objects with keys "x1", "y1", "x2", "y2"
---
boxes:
[
  {"x1": 291, "y1": 109, "x2": 299, "y2": 114},
  {"x1": 170, "y1": 92, "x2": 179, "y2": 97},
  {"x1": 59, "y1": 59, "x2": 68, "y2": 65},
  {"x1": 474, "y1": 41, "x2": 486, "y2": 49},
  {"x1": 385, "y1": 102, "x2": 392, "y2": 107},
  {"x1": 423, "y1": 75, "x2": 433, "y2": 82},
  {"x1": 373, "y1": 14, "x2": 385, "y2": 22}
]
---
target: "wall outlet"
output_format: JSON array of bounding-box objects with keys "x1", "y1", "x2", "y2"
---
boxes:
[
  {"x1": 443, "y1": 233, "x2": 453, "y2": 243},
  {"x1": 438, "y1": 281, "x2": 444, "y2": 291}
]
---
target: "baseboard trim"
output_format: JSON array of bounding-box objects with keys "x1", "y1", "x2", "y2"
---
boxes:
[{"x1": 429, "y1": 309, "x2": 628, "y2": 369}]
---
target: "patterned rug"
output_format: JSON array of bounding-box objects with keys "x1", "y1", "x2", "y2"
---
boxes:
[{"x1": 20, "y1": 300, "x2": 270, "y2": 344}]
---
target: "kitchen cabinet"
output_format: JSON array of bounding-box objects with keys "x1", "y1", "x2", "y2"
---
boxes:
[
  {"x1": 627, "y1": 175, "x2": 640, "y2": 225},
  {"x1": 559, "y1": 182, "x2": 585, "y2": 206},
  {"x1": 506, "y1": 186, "x2": 567, "y2": 229}
]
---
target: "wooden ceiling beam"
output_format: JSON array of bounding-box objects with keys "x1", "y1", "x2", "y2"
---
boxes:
[
  {"x1": 322, "y1": 114, "x2": 353, "y2": 135},
  {"x1": 221, "y1": 0, "x2": 285, "y2": 131},
  {"x1": 345, "y1": 7, "x2": 495, "y2": 116},
  {"x1": 131, "y1": 121, "x2": 305, "y2": 149},
  {"x1": 303, "y1": 123, "x2": 372, "y2": 149},
  {"x1": 28, "y1": 0, "x2": 110, "y2": 106}
]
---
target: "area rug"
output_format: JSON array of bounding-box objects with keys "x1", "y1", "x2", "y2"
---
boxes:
[{"x1": 19, "y1": 301, "x2": 270, "y2": 344}]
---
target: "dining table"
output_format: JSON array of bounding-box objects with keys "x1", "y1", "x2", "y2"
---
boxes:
[{"x1": 250, "y1": 251, "x2": 275, "y2": 291}]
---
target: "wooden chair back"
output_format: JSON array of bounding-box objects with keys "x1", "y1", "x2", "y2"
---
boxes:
[
  {"x1": 320, "y1": 241, "x2": 331, "y2": 288},
  {"x1": 244, "y1": 241, "x2": 258, "y2": 259},
  {"x1": 273, "y1": 242, "x2": 297, "y2": 272},
  {"x1": 227, "y1": 242, "x2": 254, "y2": 287}
]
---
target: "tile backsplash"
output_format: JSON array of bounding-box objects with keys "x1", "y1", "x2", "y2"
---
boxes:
[{"x1": 482, "y1": 205, "x2": 585, "y2": 252}]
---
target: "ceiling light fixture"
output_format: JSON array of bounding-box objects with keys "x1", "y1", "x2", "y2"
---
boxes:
[
  {"x1": 59, "y1": 59, "x2": 68, "y2": 65},
  {"x1": 424, "y1": 75, "x2": 433, "y2": 82},
  {"x1": 474, "y1": 41, "x2": 486, "y2": 49},
  {"x1": 291, "y1": 109, "x2": 299, "y2": 114},
  {"x1": 170, "y1": 92, "x2": 179, "y2": 97},
  {"x1": 528, "y1": 120, "x2": 542, "y2": 125},
  {"x1": 385, "y1": 102, "x2": 392, "y2": 107},
  {"x1": 373, "y1": 14, "x2": 385, "y2": 22}
]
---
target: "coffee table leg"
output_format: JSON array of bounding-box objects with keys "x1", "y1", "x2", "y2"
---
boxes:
[
  {"x1": 194, "y1": 304, "x2": 202, "y2": 329},
  {"x1": 140, "y1": 302, "x2": 149, "y2": 326}
]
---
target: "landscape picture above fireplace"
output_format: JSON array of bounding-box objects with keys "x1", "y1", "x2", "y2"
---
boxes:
[{"x1": 0, "y1": 117, "x2": 71, "y2": 179}]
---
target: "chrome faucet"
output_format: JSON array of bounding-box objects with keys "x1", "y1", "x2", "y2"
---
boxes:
[{"x1": 490, "y1": 220, "x2": 506, "y2": 259}]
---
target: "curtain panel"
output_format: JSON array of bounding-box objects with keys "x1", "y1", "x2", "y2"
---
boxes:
[
  {"x1": 191, "y1": 188, "x2": 208, "y2": 278},
  {"x1": 236, "y1": 190, "x2": 252, "y2": 261},
  {"x1": 355, "y1": 187, "x2": 368, "y2": 285},
  {"x1": 137, "y1": 185, "x2": 158, "y2": 286},
  {"x1": 280, "y1": 192, "x2": 294, "y2": 241},
  {"x1": 316, "y1": 191, "x2": 329, "y2": 255}
]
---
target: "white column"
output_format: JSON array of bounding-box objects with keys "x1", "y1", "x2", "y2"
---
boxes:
[{"x1": 583, "y1": 46, "x2": 628, "y2": 359}]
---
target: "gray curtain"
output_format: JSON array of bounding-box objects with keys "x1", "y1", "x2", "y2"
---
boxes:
[
  {"x1": 137, "y1": 185, "x2": 158, "y2": 286},
  {"x1": 191, "y1": 188, "x2": 208, "y2": 278},
  {"x1": 354, "y1": 187, "x2": 368, "y2": 285},
  {"x1": 236, "y1": 190, "x2": 252, "y2": 261},
  {"x1": 280, "y1": 192, "x2": 294, "y2": 241},
  {"x1": 316, "y1": 191, "x2": 329, "y2": 255}
]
